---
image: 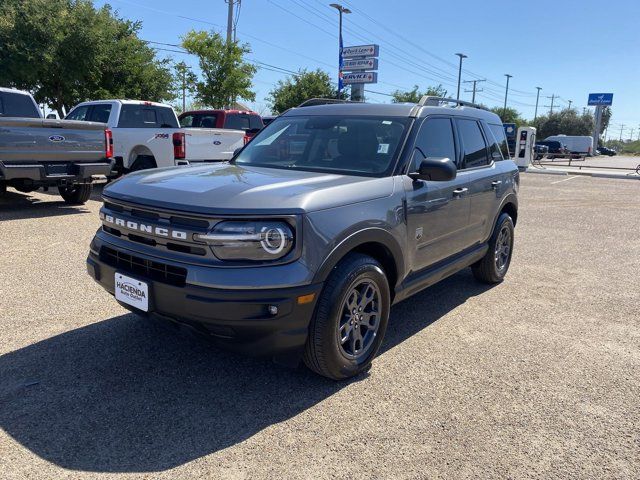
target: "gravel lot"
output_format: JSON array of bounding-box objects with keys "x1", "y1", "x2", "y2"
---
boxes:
[{"x1": 1, "y1": 174, "x2": 639, "y2": 479}]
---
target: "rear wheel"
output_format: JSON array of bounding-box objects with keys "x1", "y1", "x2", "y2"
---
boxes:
[
  {"x1": 129, "y1": 155, "x2": 157, "y2": 172},
  {"x1": 472, "y1": 212, "x2": 514, "y2": 284},
  {"x1": 304, "y1": 253, "x2": 390, "y2": 380},
  {"x1": 58, "y1": 183, "x2": 92, "y2": 204}
]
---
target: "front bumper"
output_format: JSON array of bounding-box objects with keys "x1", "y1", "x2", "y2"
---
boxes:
[
  {"x1": 0, "y1": 160, "x2": 114, "y2": 183},
  {"x1": 86, "y1": 247, "x2": 322, "y2": 363}
]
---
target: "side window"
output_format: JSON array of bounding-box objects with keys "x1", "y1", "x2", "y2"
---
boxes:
[
  {"x1": 87, "y1": 104, "x2": 112, "y2": 123},
  {"x1": 249, "y1": 115, "x2": 263, "y2": 130},
  {"x1": 225, "y1": 114, "x2": 251, "y2": 131},
  {"x1": 66, "y1": 105, "x2": 90, "y2": 121},
  {"x1": 179, "y1": 115, "x2": 193, "y2": 127},
  {"x1": 412, "y1": 117, "x2": 456, "y2": 170},
  {"x1": 457, "y1": 119, "x2": 490, "y2": 169},
  {"x1": 486, "y1": 123, "x2": 507, "y2": 161},
  {"x1": 156, "y1": 107, "x2": 178, "y2": 128}
]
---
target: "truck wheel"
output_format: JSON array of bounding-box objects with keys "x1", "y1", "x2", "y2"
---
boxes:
[
  {"x1": 472, "y1": 212, "x2": 514, "y2": 284},
  {"x1": 304, "y1": 253, "x2": 390, "y2": 380},
  {"x1": 58, "y1": 184, "x2": 92, "y2": 204},
  {"x1": 130, "y1": 155, "x2": 157, "y2": 172}
]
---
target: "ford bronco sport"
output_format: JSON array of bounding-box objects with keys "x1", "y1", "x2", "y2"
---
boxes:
[{"x1": 87, "y1": 97, "x2": 519, "y2": 380}]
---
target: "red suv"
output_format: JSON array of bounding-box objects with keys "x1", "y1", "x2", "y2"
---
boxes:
[{"x1": 179, "y1": 109, "x2": 263, "y2": 142}]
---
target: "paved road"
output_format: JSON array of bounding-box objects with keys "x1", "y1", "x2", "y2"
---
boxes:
[{"x1": 1, "y1": 174, "x2": 639, "y2": 479}]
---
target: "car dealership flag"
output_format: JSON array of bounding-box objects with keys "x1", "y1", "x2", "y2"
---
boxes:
[{"x1": 338, "y1": 32, "x2": 344, "y2": 93}]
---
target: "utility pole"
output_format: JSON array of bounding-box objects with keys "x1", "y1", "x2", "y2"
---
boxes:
[
  {"x1": 463, "y1": 79, "x2": 485, "y2": 103},
  {"x1": 330, "y1": 4, "x2": 351, "y2": 99},
  {"x1": 544, "y1": 94, "x2": 556, "y2": 114},
  {"x1": 226, "y1": 0, "x2": 234, "y2": 45},
  {"x1": 181, "y1": 69, "x2": 186, "y2": 112},
  {"x1": 619, "y1": 124, "x2": 625, "y2": 141},
  {"x1": 534, "y1": 87, "x2": 542, "y2": 121},
  {"x1": 455, "y1": 53, "x2": 468, "y2": 101},
  {"x1": 502, "y1": 74, "x2": 512, "y2": 118},
  {"x1": 630, "y1": 128, "x2": 635, "y2": 141},
  {"x1": 567, "y1": 100, "x2": 572, "y2": 110}
]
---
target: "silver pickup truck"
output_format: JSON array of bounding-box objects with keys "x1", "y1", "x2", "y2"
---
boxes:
[{"x1": 0, "y1": 88, "x2": 113, "y2": 204}]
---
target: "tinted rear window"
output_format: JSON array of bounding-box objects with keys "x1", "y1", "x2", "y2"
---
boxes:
[
  {"x1": 0, "y1": 92, "x2": 40, "y2": 118},
  {"x1": 180, "y1": 113, "x2": 218, "y2": 128},
  {"x1": 118, "y1": 105, "x2": 178, "y2": 128}
]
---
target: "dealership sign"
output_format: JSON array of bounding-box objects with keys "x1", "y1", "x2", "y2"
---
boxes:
[
  {"x1": 342, "y1": 58, "x2": 378, "y2": 71},
  {"x1": 343, "y1": 72, "x2": 378, "y2": 84},
  {"x1": 341, "y1": 44, "x2": 379, "y2": 58},
  {"x1": 587, "y1": 93, "x2": 613, "y2": 106}
]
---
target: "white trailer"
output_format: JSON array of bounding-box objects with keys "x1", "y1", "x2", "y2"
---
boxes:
[{"x1": 544, "y1": 135, "x2": 594, "y2": 156}]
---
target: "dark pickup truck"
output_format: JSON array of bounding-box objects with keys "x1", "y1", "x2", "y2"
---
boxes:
[{"x1": 0, "y1": 88, "x2": 113, "y2": 203}]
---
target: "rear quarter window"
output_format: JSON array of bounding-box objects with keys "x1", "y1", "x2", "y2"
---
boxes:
[
  {"x1": 487, "y1": 123, "x2": 509, "y2": 160},
  {"x1": 0, "y1": 92, "x2": 40, "y2": 118},
  {"x1": 224, "y1": 114, "x2": 251, "y2": 131}
]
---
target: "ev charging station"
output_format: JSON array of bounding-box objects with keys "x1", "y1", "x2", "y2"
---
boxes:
[{"x1": 513, "y1": 126, "x2": 536, "y2": 170}]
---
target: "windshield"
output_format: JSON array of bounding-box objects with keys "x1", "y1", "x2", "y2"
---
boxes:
[{"x1": 234, "y1": 115, "x2": 409, "y2": 176}]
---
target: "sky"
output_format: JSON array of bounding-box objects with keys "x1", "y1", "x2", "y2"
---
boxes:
[{"x1": 95, "y1": 0, "x2": 640, "y2": 140}]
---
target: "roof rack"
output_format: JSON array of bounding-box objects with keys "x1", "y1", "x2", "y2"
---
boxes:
[
  {"x1": 410, "y1": 96, "x2": 487, "y2": 116},
  {"x1": 296, "y1": 98, "x2": 357, "y2": 108}
]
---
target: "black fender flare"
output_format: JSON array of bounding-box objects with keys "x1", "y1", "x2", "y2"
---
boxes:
[
  {"x1": 312, "y1": 227, "x2": 405, "y2": 286},
  {"x1": 493, "y1": 193, "x2": 518, "y2": 229}
]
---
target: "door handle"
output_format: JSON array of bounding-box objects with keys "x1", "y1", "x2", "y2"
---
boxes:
[
  {"x1": 452, "y1": 187, "x2": 468, "y2": 197},
  {"x1": 491, "y1": 180, "x2": 502, "y2": 190}
]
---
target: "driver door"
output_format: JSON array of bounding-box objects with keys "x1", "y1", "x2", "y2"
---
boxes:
[{"x1": 404, "y1": 117, "x2": 471, "y2": 271}]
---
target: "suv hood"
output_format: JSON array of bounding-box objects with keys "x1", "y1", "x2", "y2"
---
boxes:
[{"x1": 103, "y1": 163, "x2": 395, "y2": 214}]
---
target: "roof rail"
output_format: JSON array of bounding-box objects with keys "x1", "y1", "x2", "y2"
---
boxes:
[
  {"x1": 296, "y1": 98, "x2": 356, "y2": 108},
  {"x1": 410, "y1": 96, "x2": 487, "y2": 116}
]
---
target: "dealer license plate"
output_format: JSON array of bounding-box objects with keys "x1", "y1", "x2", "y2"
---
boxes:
[{"x1": 114, "y1": 273, "x2": 149, "y2": 312}]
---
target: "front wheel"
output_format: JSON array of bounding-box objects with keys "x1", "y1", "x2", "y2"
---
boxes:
[
  {"x1": 472, "y1": 212, "x2": 514, "y2": 284},
  {"x1": 304, "y1": 253, "x2": 390, "y2": 380},
  {"x1": 58, "y1": 183, "x2": 92, "y2": 204}
]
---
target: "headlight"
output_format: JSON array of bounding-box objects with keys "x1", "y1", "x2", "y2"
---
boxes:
[{"x1": 195, "y1": 221, "x2": 294, "y2": 261}]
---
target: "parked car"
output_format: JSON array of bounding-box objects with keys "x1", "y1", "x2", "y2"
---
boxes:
[
  {"x1": 534, "y1": 144, "x2": 549, "y2": 160},
  {"x1": 544, "y1": 135, "x2": 593, "y2": 156},
  {"x1": 179, "y1": 109, "x2": 263, "y2": 142},
  {"x1": 261, "y1": 115, "x2": 277, "y2": 127},
  {"x1": 66, "y1": 100, "x2": 245, "y2": 175},
  {"x1": 0, "y1": 88, "x2": 113, "y2": 203},
  {"x1": 535, "y1": 140, "x2": 569, "y2": 159},
  {"x1": 597, "y1": 146, "x2": 617, "y2": 156},
  {"x1": 87, "y1": 96, "x2": 519, "y2": 380}
]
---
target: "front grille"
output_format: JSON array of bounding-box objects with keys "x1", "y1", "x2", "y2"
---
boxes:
[{"x1": 100, "y1": 246, "x2": 187, "y2": 287}]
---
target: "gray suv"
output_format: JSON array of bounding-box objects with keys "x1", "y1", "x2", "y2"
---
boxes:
[{"x1": 87, "y1": 97, "x2": 518, "y2": 380}]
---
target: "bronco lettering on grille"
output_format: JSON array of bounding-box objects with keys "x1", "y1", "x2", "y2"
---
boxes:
[{"x1": 100, "y1": 212, "x2": 187, "y2": 240}]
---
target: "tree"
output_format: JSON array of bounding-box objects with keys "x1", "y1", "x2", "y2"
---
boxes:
[
  {"x1": 533, "y1": 109, "x2": 594, "y2": 139},
  {"x1": 0, "y1": 0, "x2": 174, "y2": 117},
  {"x1": 490, "y1": 107, "x2": 526, "y2": 127},
  {"x1": 172, "y1": 61, "x2": 198, "y2": 113},
  {"x1": 268, "y1": 69, "x2": 339, "y2": 113},
  {"x1": 391, "y1": 84, "x2": 448, "y2": 103},
  {"x1": 181, "y1": 30, "x2": 257, "y2": 108}
]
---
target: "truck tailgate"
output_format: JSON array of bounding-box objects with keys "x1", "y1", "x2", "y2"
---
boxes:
[
  {"x1": 183, "y1": 128, "x2": 245, "y2": 162},
  {"x1": 0, "y1": 117, "x2": 106, "y2": 163}
]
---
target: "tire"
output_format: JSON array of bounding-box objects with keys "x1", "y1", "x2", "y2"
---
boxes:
[
  {"x1": 303, "y1": 253, "x2": 390, "y2": 380},
  {"x1": 472, "y1": 212, "x2": 515, "y2": 284},
  {"x1": 58, "y1": 183, "x2": 92, "y2": 204},
  {"x1": 129, "y1": 155, "x2": 157, "y2": 172}
]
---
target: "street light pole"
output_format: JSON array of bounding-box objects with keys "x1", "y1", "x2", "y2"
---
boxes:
[
  {"x1": 534, "y1": 86, "x2": 542, "y2": 121},
  {"x1": 330, "y1": 4, "x2": 351, "y2": 99},
  {"x1": 503, "y1": 74, "x2": 512, "y2": 118},
  {"x1": 455, "y1": 53, "x2": 467, "y2": 101}
]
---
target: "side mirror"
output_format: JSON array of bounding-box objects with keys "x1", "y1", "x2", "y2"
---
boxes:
[{"x1": 408, "y1": 157, "x2": 457, "y2": 181}]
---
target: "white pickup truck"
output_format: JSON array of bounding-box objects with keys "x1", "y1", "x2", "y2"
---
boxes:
[{"x1": 65, "y1": 100, "x2": 245, "y2": 174}]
